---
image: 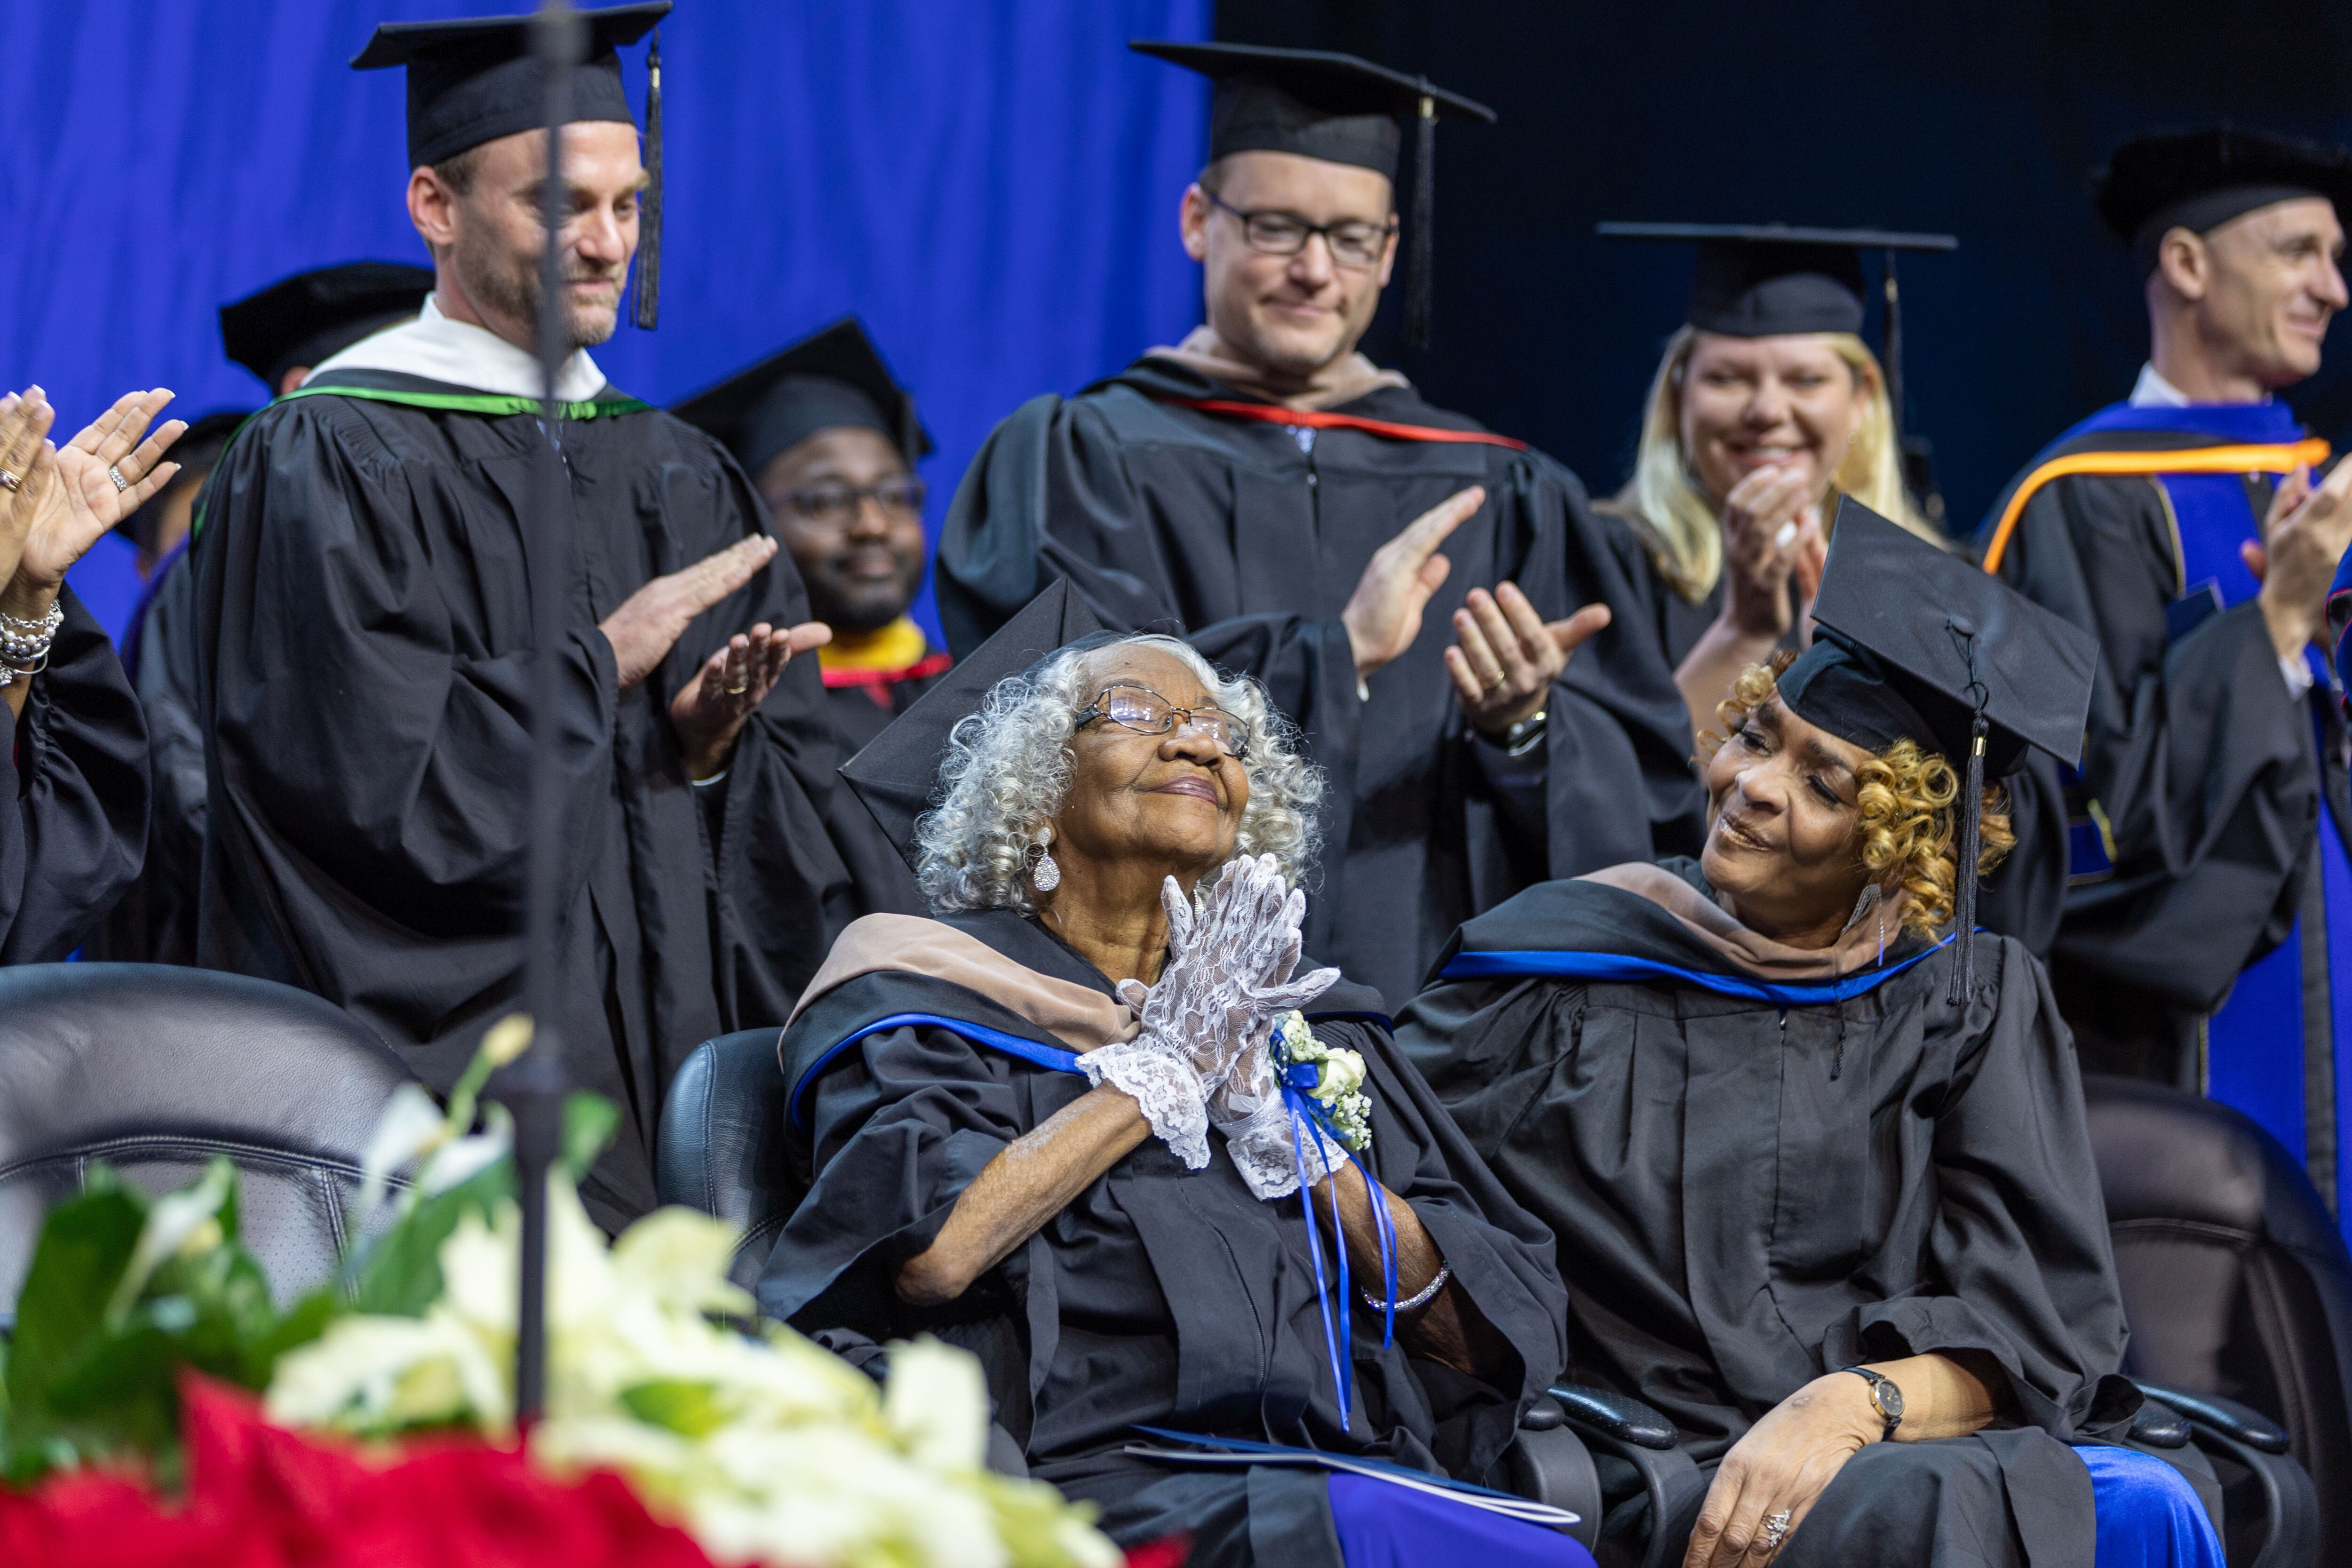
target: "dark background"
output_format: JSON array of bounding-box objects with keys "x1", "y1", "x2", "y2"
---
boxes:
[{"x1": 1220, "y1": 0, "x2": 2352, "y2": 536}]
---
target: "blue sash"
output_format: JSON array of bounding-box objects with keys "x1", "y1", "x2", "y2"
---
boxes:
[{"x1": 1439, "y1": 933, "x2": 1950, "y2": 1006}]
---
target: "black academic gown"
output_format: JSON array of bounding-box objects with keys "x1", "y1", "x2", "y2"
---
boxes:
[
  {"x1": 819, "y1": 661, "x2": 949, "y2": 918},
  {"x1": 938, "y1": 358, "x2": 1704, "y2": 1006},
  {"x1": 190, "y1": 369, "x2": 860, "y2": 1229},
  {"x1": 1395, "y1": 864, "x2": 2141, "y2": 1567},
  {"x1": 0, "y1": 585, "x2": 147, "y2": 963},
  {"x1": 90, "y1": 543, "x2": 205, "y2": 964},
  {"x1": 759, "y1": 907, "x2": 1571, "y2": 1567},
  {"x1": 1977, "y1": 410, "x2": 2341, "y2": 1126}
]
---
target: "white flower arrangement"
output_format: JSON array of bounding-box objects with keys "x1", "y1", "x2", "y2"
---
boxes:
[
  {"x1": 263, "y1": 1037, "x2": 1120, "y2": 1568},
  {"x1": 1270, "y1": 1010, "x2": 1371, "y2": 1153}
]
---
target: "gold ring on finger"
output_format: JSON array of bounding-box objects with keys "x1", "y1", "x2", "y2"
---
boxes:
[
  {"x1": 0, "y1": 469, "x2": 17, "y2": 493},
  {"x1": 724, "y1": 679, "x2": 750, "y2": 695},
  {"x1": 1484, "y1": 669, "x2": 1508, "y2": 692}
]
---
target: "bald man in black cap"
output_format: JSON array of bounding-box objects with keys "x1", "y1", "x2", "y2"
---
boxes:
[
  {"x1": 1977, "y1": 127, "x2": 2352, "y2": 1233},
  {"x1": 188, "y1": 3, "x2": 861, "y2": 1229},
  {"x1": 938, "y1": 42, "x2": 1700, "y2": 1007}
]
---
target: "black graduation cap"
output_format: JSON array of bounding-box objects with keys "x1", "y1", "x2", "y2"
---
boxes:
[
  {"x1": 218, "y1": 262, "x2": 436, "y2": 391},
  {"x1": 1598, "y1": 223, "x2": 1958, "y2": 494},
  {"x1": 1131, "y1": 40, "x2": 1497, "y2": 350},
  {"x1": 352, "y1": 2, "x2": 668, "y2": 328},
  {"x1": 2094, "y1": 126, "x2": 2352, "y2": 276},
  {"x1": 841, "y1": 580, "x2": 1111, "y2": 870},
  {"x1": 670, "y1": 318, "x2": 934, "y2": 479},
  {"x1": 1777, "y1": 498, "x2": 2098, "y2": 1002}
]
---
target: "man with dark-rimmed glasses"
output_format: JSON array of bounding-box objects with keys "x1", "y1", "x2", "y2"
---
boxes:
[{"x1": 938, "y1": 40, "x2": 1702, "y2": 1006}]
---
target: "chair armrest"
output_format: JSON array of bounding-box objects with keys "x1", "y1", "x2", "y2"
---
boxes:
[
  {"x1": 1497, "y1": 1398, "x2": 1599, "y2": 1548},
  {"x1": 2126, "y1": 1394, "x2": 2193, "y2": 1449},
  {"x1": 2130, "y1": 1380, "x2": 2290, "y2": 1454},
  {"x1": 1548, "y1": 1381, "x2": 1681, "y2": 1450}
]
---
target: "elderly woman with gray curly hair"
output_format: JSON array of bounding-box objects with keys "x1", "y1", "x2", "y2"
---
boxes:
[{"x1": 758, "y1": 588, "x2": 1589, "y2": 1568}]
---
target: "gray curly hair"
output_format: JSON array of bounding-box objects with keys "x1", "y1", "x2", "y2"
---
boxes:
[{"x1": 914, "y1": 635, "x2": 1322, "y2": 913}]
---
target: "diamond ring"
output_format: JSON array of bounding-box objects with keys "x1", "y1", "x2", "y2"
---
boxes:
[
  {"x1": 1760, "y1": 1509, "x2": 1793, "y2": 1551},
  {"x1": 108, "y1": 463, "x2": 130, "y2": 493}
]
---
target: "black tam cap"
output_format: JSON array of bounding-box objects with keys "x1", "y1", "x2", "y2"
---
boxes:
[
  {"x1": 841, "y1": 580, "x2": 1112, "y2": 869},
  {"x1": 670, "y1": 318, "x2": 933, "y2": 479},
  {"x1": 1779, "y1": 499, "x2": 2098, "y2": 1001},
  {"x1": 353, "y1": 3, "x2": 667, "y2": 329},
  {"x1": 1131, "y1": 40, "x2": 1496, "y2": 350},
  {"x1": 2094, "y1": 127, "x2": 2352, "y2": 276},
  {"x1": 1597, "y1": 223, "x2": 1957, "y2": 338},
  {"x1": 218, "y1": 262, "x2": 436, "y2": 391}
]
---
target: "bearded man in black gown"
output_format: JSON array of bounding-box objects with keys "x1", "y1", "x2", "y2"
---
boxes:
[
  {"x1": 938, "y1": 42, "x2": 1701, "y2": 1008},
  {"x1": 190, "y1": 3, "x2": 860, "y2": 1231}
]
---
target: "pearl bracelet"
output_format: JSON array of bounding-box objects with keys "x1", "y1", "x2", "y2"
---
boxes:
[
  {"x1": 0, "y1": 599, "x2": 62, "y2": 665},
  {"x1": 1366, "y1": 1262, "x2": 1450, "y2": 1313}
]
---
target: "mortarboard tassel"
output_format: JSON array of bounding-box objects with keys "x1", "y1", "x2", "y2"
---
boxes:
[
  {"x1": 1405, "y1": 88, "x2": 1436, "y2": 351},
  {"x1": 631, "y1": 28, "x2": 661, "y2": 330},
  {"x1": 1947, "y1": 620, "x2": 1987, "y2": 1009}
]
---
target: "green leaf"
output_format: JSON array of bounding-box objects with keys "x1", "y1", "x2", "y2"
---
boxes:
[
  {"x1": 348, "y1": 1156, "x2": 513, "y2": 1318},
  {"x1": 561, "y1": 1092, "x2": 620, "y2": 1179},
  {"x1": 5, "y1": 1177, "x2": 149, "y2": 1449},
  {"x1": 618, "y1": 1378, "x2": 728, "y2": 1438}
]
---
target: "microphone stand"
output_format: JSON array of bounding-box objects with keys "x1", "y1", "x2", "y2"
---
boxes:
[{"x1": 496, "y1": 0, "x2": 584, "y2": 1431}]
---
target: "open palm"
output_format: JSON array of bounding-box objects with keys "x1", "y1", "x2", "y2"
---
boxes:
[{"x1": 8, "y1": 389, "x2": 185, "y2": 597}]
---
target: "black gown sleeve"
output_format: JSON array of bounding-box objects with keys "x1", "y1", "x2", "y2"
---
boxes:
[
  {"x1": 199, "y1": 405, "x2": 623, "y2": 955},
  {"x1": 1987, "y1": 474, "x2": 2313, "y2": 1009},
  {"x1": 1342, "y1": 1016, "x2": 1572, "y2": 1478},
  {"x1": 0, "y1": 585, "x2": 148, "y2": 963},
  {"x1": 1821, "y1": 939, "x2": 2136, "y2": 1442}
]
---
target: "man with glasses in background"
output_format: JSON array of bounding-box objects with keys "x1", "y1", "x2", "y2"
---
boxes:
[
  {"x1": 675, "y1": 318, "x2": 949, "y2": 757},
  {"x1": 675, "y1": 318, "x2": 946, "y2": 913},
  {"x1": 938, "y1": 41, "x2": 1698, "y2": 1006}
]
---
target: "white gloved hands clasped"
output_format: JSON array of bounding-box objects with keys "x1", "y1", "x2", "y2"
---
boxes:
[{"x1": 1077, "y1": 854, "x2": 1337, "y2": 1170}]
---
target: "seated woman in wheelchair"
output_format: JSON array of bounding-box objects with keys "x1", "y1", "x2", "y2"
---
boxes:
[
  {"x1": 758, "y1": 587, "x2": 1591, "y2": 1568},
  {"x1": 1399, "y1": 506, "x2": 2224, "y2": 1568}
]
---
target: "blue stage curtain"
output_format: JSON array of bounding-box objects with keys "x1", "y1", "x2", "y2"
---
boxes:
[{"x1": 3, "y1": 0, "x2": 1208, "y2": 640}]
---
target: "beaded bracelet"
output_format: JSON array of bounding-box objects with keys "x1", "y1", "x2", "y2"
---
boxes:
[{"x1": 0, "y1": 598, "x2": 62, "y2": 665}]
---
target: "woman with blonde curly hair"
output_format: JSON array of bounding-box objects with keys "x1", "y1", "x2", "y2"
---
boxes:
[
  {"x1": 763, "y1": 586, "x2": 1586, "y2": 1568},
  {"x1": 1397, "y1": 514, "x2": 2225, "y2": 1568},
  {"x1": 1593, "y1": 226, "x2": 1951, "y2": 743}
]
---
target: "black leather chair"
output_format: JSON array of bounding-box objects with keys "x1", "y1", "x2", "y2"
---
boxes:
[
  {"x1": 0, "y1": 963, "x2": 417, "y2": 1322},
  {"x1": 2086, "y1": 1073, "x2": 2349, "y2": 1568},
  {"x1": 658, "y1": 1026, "x2": 1666, "y2": 1542},
  {"x1": 656, "y1": 1027, "x2": 795, "y2": 1290}
]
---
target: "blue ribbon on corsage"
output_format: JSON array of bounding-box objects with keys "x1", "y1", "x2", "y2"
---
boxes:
[{"x1": 1270, "y1": 1012, "x2": 1397, "y2": 1429}]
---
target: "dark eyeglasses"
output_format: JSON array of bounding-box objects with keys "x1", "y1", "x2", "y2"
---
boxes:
[
  {"x1": 776, "y1": 477, "x2": 927, "y2": 525},
  {"x1": 1204, "y1": 190, "x2": 1395, "y2": 270},
  {"x1": 1078, "y1": 684, "x2": 1250, "y2": 758}
]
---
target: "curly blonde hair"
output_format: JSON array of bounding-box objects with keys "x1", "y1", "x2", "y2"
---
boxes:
[{"x1": 1700, "y1": 656, "x2": 2013, "y2": 937}]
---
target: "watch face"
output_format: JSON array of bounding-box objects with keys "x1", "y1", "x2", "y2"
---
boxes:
[{"x1": 1876, "y1": 1379, "x2": 1904, "y2": 1421}]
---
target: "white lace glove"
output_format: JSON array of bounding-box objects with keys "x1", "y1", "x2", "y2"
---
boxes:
[
  {"x1": 1211, "y1": 1033, "x2": 1350, "y2": 1200},
  {"x1": 1078, "y1": 856, "x2": 1336, "y2": 1167}
]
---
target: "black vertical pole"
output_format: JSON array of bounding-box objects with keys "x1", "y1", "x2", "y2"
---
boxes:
[
  {"x1": 504, "y1": 0, "x2": 583, "y2": 1430},
  {"x1": 1882, "y1": 247, "x2": 1905, "y2": 447}
]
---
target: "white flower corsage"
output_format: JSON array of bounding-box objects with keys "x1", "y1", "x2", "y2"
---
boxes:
[{"x1": 1270, "y1": 1010, "x2": 1372, "y2": 1152}]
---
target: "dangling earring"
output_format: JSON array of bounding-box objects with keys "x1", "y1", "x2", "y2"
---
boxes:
[{"x1": 1029, "y1": 826, "x2": 1061, "y2": 893}]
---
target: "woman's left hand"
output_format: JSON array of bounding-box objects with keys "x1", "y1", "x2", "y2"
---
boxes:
[
  {"x1": 1445, "y1": 582, "x2": 1612, "y2": 735},
  {"x1": 1682, "y1": 1372, "x2": 1880, "y2": 1567}
]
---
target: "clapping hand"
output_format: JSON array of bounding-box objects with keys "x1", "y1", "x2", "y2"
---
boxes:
[
  {"x1": 669, "y1": 618, "x2": 830, "y2": 780},
  {"x1": 0, "y1": 388, "x2": 184, "y2": 614},
  {"x1": 1718, "y1": 464, "x2": 1826, "y2": 642},
  {"x1": 1445, "y1": 583, "x2": 1611, "y2": 735},
  {"x1": 2245, "y1": 458, "x2": 2352, "y2": 661}
]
